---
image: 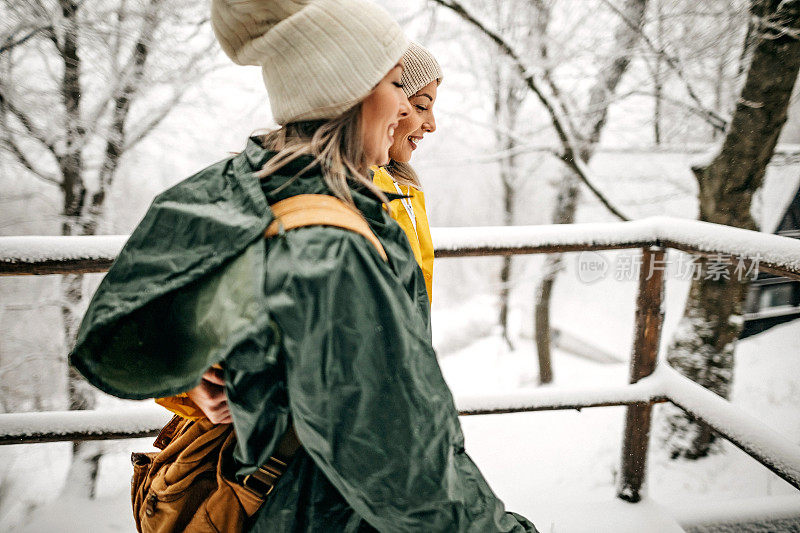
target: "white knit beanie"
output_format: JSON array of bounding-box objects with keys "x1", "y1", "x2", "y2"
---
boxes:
[
  {"x1": 400, "y1": 41, "x2": 443, "y2": 98},
  {"x1": 211, "y1": 0, "x2": 408, "y2": 125}
]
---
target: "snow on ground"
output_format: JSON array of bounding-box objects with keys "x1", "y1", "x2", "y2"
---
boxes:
[
  {"x1": 14, "y1": 493, "x2": 135, "y2": 533},
  {"x1": 4, "y1": 304, "x2": 800, "y2": 532}
]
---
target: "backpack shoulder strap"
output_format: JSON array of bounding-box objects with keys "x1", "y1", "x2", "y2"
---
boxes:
[
  {"x1": 264, "y1": 194, "x2": 388, "y2": 261},
  {"x1": 245, "y1": 194, "x2": 387, "y2": 495}
]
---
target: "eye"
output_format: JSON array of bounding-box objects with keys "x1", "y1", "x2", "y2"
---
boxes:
[
  {"x1": 415, "y1": 104, "x2": 428, "y2": 112},
  {"x1": 392, "y1": 81, "x2": 405, "y2": 89}
]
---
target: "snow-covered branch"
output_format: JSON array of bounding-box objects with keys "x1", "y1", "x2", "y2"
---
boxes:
[
  {"x1": 429, "y1": 0, "x2": 630, "y2": 221},
  {"x1": 0, "y1": 88, "x2": 57, "y2": 155},
  {"x1": 0, "y1": 24, "x2": 53, "y2": 55},
  {"x1": 598, "y1": 0, "x2": 729, "y2": 133},
  {"x1": 0, "y1": 137, "x2": 60, "y2": 186}
]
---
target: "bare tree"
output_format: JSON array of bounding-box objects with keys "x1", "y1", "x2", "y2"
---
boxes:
[
  {"x1": 601, "y1": 0, "x2": 734, "y2": 136},
  {"x1": 432, "y1": 0, "x2": 646, "y2": 382},
  {"x1": 664, "y1": 0, "x2": 800, "y2": 459},
  {"x1": 636, "y1": 0, "x2": 747, "y2": 142},
  {"x1": 494, "y1": 66, "x2": 527, "y2": 347},
  {"x1": 430, "y1": 0, "x2": 630, "y2": 223},
  {"x1": 0, "y1": 0, "x2": 214, "y2": 497},
  {"x1": 430, "y1": 0, "x2": 641, "y2": 382},
  {"x1": 469, "y1": 0, "x2": 540, "y2": 346},
  {"x1": 534, "y1": 0, "x2": 648, "y2": 384}
]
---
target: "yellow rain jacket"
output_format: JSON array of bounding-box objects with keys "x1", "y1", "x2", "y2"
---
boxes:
[
  {"x1": 372, "y1": 165, "x2": 434, "y2": 303},
  {"x1": 156, "y1": 392, "x2": 204, "y2": 419}
]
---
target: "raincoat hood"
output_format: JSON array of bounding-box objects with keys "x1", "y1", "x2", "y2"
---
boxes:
[{"x1": 71, "y1": 138, "x2": 276, "y2": 399}]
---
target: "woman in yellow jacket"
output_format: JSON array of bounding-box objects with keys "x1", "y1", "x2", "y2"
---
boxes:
[
  {"x1": 159, "y1": 42, "x2": 443, "y2": 423},
  {"x1": 373, "y1": 41, "x2": 441, "y2": 304}
]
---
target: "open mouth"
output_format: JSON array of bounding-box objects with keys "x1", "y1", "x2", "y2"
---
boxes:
[{"x1": 408, "y1": 136, "x2": 422, "y2": 150}]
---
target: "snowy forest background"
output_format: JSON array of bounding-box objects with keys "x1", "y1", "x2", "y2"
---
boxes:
[{"x1": 1, "y1": 0, "x2": 800, "y2": 530}]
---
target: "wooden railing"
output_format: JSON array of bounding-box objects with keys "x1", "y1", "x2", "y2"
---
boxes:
[{"x1": 2, "y1": 216, "x2": 800, "y2": 504}]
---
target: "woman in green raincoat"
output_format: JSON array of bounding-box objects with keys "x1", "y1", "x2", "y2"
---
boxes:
[
  {"x1": 70, "y1": 0, "x2": 538, "y2": 531},
  {"x1": 157, "y1": 41, "x2": 444, "y2": 424}
]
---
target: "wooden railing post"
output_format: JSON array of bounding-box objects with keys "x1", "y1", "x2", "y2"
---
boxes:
[{"x1": 617, "y1": 247, "x2": 666, "y2": 503}]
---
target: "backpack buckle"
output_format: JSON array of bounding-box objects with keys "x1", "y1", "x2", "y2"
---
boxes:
[{"x1": 241, "y1": 456, "x2": 288, "y2": 497}]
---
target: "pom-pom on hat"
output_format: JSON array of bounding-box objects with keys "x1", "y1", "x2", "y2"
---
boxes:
[
  {"x1": 211, "y1": 0, "x2": 408, "y2": 125},
  {"x1": 400, "y1": 41, "x2": 443, "y2": 98}
]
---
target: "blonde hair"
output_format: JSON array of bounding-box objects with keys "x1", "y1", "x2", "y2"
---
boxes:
[
  {"x1": 384, "y1": 160, "x2": 422, "y2": 190},
  {"x1": 256, "y1": 104, "x2": 389, "y2": 206}
]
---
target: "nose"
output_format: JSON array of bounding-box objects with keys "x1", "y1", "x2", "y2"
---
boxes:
[
  {"x1": 398, "y1": 95, "x2": 411, "y2": 119},
  {"x1": 423, "y1": 113, "x2": 436, "y2": 133}
]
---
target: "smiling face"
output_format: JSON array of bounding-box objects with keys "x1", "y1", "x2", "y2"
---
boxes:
[
  {"x1": 388, "y1": 80, "x2": 438, "y2": 164},
  {"x1": 360, "y1": 65, "x2": 411, "y2": 167}
]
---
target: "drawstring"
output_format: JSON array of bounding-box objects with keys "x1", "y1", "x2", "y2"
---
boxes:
[{"x1": 392, "y1": 180, "x2": 417, "y2": 236}]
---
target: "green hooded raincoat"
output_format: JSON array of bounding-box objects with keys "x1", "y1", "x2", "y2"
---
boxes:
[{"x1": 70, "y1": 137, "x2": 537, "y2": 532}]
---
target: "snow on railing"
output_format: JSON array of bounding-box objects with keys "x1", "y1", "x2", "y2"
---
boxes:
[
  {"x1": 0, "y1": 382, "x2": 666, "y2": 445},
  {"x1": 671, "y1": 495, "x2": 800, "y2": 529},
  {"x1": 0, "y1": 405, "x2": 171, "y2": 445},
  {"x1": 456, "y1": 378, "x2": 665, "y2": 415},
  {"x1": 2, "y1": 370, "x2": 799, "y2": 493},
  {"x1": 0, "y1": 235, "x2": 124, "y2": 274},
  {"x1": 0, "y1": 235, "x2": 126, "y2": 264},
  {"x1": 432, "y1": 217, "x2": 800, "y2": 278},
  {"x1": 2, "y1": 217, "x2": 800, "y2": 278},
  {"x1": 659, "y1": 365, "x2": 800, "y2": 490}
]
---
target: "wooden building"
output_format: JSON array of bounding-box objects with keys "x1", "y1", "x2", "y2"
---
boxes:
[{"x1": 741, "y1": 179, "x2": 800, "y2": 338}]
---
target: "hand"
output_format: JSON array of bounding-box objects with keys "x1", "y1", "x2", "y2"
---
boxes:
[{"x1": 186, "y1": 367, "x2": 232, "y2": 424}]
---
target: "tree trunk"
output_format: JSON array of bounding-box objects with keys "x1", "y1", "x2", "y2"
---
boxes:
[
  {"x1": 665, "y1": 0, "x2": 800, "y2": 459},
  {"x1": 534, "y1": 172, "x2": 580, "y2": 384},
  {"x1": 492, "y1": 44, "x2": 523, "y2": 347},
  {"x1": 2, "y1": 0, "x2": 198, "y2": 498},
  {"x1": 664, "y1": 268, "x2": 749, "y2": 458},
  {"x1": 533, "y1": 0, "x2": 648, "y2": 384},
  {"x1": 498, "y1": 145, "x2": 517, "y2": 348},
  {"x1": 653, "y1": 0, "x2": 664, "y2": 145},
  {"x1": 499, "y1": 257, "x2": 513, "y2": 344},
  {"x1": 55, "y1": 0, "x2": 104, "y2": 498},
  {"x1": 653, "y1": 64, "x2": 663, "y2": 145},
  {"x1": 534, "y1": 262, "x2": 555, "y2": 384}
]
